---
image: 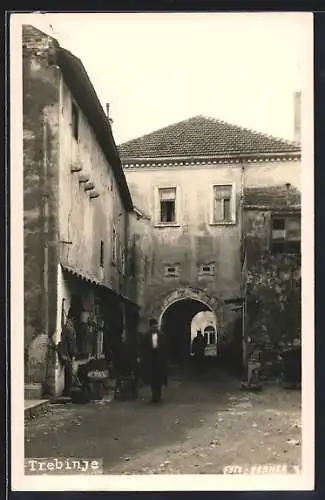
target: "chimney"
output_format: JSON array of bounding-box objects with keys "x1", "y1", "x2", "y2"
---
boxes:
[
  {"x1": 294, "y1": 91, "x2": 301, "y2": 143},
  {"x1": 105, "y1": 103, "x2": 114, "y2": 126}
]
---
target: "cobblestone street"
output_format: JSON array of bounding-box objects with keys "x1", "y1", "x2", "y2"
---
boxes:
[{"x1": 25, "y1": 371, "x2": 302, "y2": 475}]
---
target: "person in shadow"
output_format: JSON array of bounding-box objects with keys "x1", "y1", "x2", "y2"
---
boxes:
[
  {"x1": 191, "y1": 330, "x2": 206, "y2": 373},
  {"x1": 141, "y1": 319, "x2": 168, "y2": 403}
]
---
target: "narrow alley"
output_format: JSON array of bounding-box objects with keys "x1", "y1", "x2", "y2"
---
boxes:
[{"x1": 25, "y1": 371, "x2": 301, "y2": 475}]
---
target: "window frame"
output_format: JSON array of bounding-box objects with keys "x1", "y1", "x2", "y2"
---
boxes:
[
  {"x1": 100, "y1": 240, "x2": 104, "y2": 268},
  {"x1": 270, "y1": 213, "x2": 301, "y2": 255},
  {"x1": 163, "y1": 264, "x2": 180, "y2": 278},
  {"x1": 154, "y1": 185, "x2": 181, "y2": 227},
  {"x1": 112, "y1": 226, "x2": 117, "y2": 265},
  {"x1": 199, "y1": 262, "x2": 215, "y2": 276},
  {"x1": 210, "y1": 183, "x2": 236, "y2": 225},
  {"x1": 71, "y1": 100, "x2": 79, "y2": 141}
]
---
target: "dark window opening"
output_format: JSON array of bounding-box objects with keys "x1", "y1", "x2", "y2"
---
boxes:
[
  {"x1": 271, "y1": 214, "x2": 300, "y2": 255},
  {"x1": 200, "y1": 263, "x2": 215, "y2": 275},
  {"x1": 112, "y1": 228, "x2": 117, "y2": 264},
  {"x1": 161, "y1": 200, "x2": 175, "y2": 223},
  {"x1": 209, "y1": 332, "x2": 216, "y2": 344},
  {"x1": 159, "y1": 187, "x2": 177, "y2": 224},
  {"x1": 71, "y1": 101, "x2": 79, "y2": 141},
  {"x1": 272, "y1": 218, "x2": 285, "y2": 230},
  {"x1": 100, "y1": 241, "x2": 104, "y2": 267},
  {"x1": 223, "y1": 198, "x2": 231, "y2": 221},
  {"x1": 164, "y1": 264, "x2": 179, "y2": 277},
  {"x1": 213, "y1": 185, "x2": 233, "y2": 222}
]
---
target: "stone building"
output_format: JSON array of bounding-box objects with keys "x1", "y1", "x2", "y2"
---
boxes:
[
  {"x1": 23, "y1": 25, "x2": 139, "y2": 398},
  {"x1": 118, "y1": 115, "x2": 301, "y2": 366},
  {"x1": 242, "y1": 184, "x2": 301, "y2": 354}
]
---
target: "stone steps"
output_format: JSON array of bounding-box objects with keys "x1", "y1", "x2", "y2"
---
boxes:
[{"x1": 24, "y1": 399, "x2": 50, "y2": 421}]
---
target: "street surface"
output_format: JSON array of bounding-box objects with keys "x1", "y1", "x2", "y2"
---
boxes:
[{"x1": 25, "y1": 369, "x2": 301, "y2": 474}]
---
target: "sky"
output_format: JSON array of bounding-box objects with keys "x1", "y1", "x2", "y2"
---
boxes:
[{"x1": 22, "y1": 12, "x2": 312, "y2": 145}]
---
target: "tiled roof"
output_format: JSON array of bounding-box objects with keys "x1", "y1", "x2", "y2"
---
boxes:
[
  {"x1": 118, "y1": 115, "x2": 300, "y2": 161},
  {"x1": 244, "y1": 184, "x2": 301, "y2": 209}
]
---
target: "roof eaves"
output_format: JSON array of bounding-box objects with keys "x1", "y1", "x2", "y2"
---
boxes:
[
  {"x1": 120, "y1": 150, "x2": 301, "y2": 164},
  {"x1": 244, "y1": 204, "x2": 301, "y2": 211},
  {"x1": 57, "y1": 48, "x2": 133, "y2": 212}
]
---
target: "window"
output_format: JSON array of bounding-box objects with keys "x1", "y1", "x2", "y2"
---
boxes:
[
  {"x1": 112, "y1": 227, "x2": 117, "y2": 264},
  {"x1": 71, "y1": 101, "x2": 79, "y2": 141},
  {"x1": 213, "y1": 185, "x2": 233, "y2": 223},
  {"x1": 200, "y1": 263, "x2": 215, "y2": 275},
  {"x1": 159, "y1": 187, "x2": 176, "y2": 224},
  {"x1": 204, "y1": 326, "x2": 216, "y2": 345},
  {"x1": 121, "y1": 250, "x2": 126, "y2": 276},
  {"x1": 271, "y1": 215, "x2": 301, "y2": 254},
  {"x1": 100, "y1": 241, "x2": 104, "y2": 267},
  {"x1": 164, "y1": 264, "x2": 180, "y2": 277}
]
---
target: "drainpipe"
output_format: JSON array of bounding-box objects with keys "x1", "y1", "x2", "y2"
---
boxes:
[
  {"x1": 42, "y1": 111, "x2": 51, "y2": 396},
  {"x1": 43, "y1": 112, "x2": 49, "y2": 337},
  {"x1": 240, "y1": 162, "x2": 248, "y2": 376}
]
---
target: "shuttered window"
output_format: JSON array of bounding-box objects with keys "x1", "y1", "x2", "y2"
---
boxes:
[
  {"x1": 213, "y1": 185, "x2": 233, "y2": 223},
  {"x1": 271, "y1": 215, "x2": 301, "y2": 254},
  {"x1": 159, "y1": 187, "x2": 176, "y2": 223}
]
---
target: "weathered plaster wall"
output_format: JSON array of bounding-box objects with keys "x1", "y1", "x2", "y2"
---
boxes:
[
  {"x1": 125, "y1": 165, "x2": 243, "y2": 331},
  {"x1": 244, "y1": 209, "x2": 301, "y2": 346},
  {"x1": 58, "y1": 77, "x2": 128, "y2": 296},
  {"x1": 23, "y1": 26, "x2": 60, "y2": 388},
  {"x1": 245, "y1": 160, "x2": 300, "y2": 189},
  {"x1": 127, "y1": 211, "x2": 153, "y2": 331},
  {"x1": 124, "y1": 159, "x2": 300, "y2": 335}
]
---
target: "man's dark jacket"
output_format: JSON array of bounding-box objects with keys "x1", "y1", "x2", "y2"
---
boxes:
[{"x1": 140, "y1": 331, "x2": 168, "y2": 386}]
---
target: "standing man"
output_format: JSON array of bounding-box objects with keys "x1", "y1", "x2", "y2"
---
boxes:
[
  {"x1": 191, "y1": 330, "x2": 206, "y2": 372},
  {"x1": 60, "y1": 314, "x2": 77, "y2": 396},
  {"x1": 141, "y1": 319, "x2": 168, "y2": 403}
]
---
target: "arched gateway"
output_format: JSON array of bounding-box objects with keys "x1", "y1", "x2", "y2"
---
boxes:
[
  {"x1": 158, "y1": 287, "x2": 219, "y2": 329},
  {"x1": 158, "y1": 287, "x2": 220, "y2": 366}
]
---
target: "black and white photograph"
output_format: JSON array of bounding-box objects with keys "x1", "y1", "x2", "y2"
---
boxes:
[{"x1": 10, "y1": 11, "x2": 314, "y2": 491}]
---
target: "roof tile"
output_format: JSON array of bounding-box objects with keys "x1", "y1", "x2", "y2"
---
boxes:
[
  {"x1": 244, "y1": 184, "x2": 301, "y2": 209},
  {"x1": 118, "y1": 115, "x2": 300, "y2": 161}
]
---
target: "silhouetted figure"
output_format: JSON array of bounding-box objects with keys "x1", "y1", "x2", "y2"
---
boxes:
[
  {"x1": 141, "y1": 319, "x2": 168, "y2": 403},
  {"x1": 191, "y1": 330, "x2": 206, "y2": 372},
  {"x1": 281, "y1": 340, "x2": 301, "y2": 389},
  {"x1": 58, "y1": 315, "x2": 77, "y2": 396}
]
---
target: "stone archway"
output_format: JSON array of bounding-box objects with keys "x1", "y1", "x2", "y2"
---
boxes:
[
  {"x1": 158, "y1": 287, "x2": 219, "y2": 329},
  {"x1": 157, "y1": 288, "x2": 220, "y2": 366}
]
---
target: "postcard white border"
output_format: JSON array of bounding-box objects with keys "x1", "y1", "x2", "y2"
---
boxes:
[{"x1": 10, "y1": 12, "x2": 314, "y2": 491}]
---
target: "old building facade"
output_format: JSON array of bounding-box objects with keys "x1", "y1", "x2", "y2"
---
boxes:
[
  {"x1": 242, "y1": 185, "x2": 301, "y2": 355},
  {"x1": 23, "y1": 25, "x2": 139, "y2": 397},
  {"x1": 118, "y1": 115, "x2": 301, "y2": 365}
]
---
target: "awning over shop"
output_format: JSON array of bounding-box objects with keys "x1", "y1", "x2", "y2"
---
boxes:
[
  {"x1": 60, "y1": 263, "x2": 140, "y2": 309},
  {"x1": 61, "y1": 263, "x2": 103, "y2": 287}
]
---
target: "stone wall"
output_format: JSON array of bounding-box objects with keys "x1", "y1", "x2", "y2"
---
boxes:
[
  {"x1": 124, "y1": 165, "x2": 244, "y2": 333},
  {"x1": 23, "y1": 25, "x2": 61, "y2": 388},
  {"x1": 244, "y1": 209, "x2": 301, "y2": 347},
  {"x1": 123, "y1": 160, "x2": 300, "y2": 334},
  {"x1": 58, "y1": 77, "x2": 129, "y2": 298},
  {"x1": 127, "y1": 209, "x2": 153, "y2": 331}
]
